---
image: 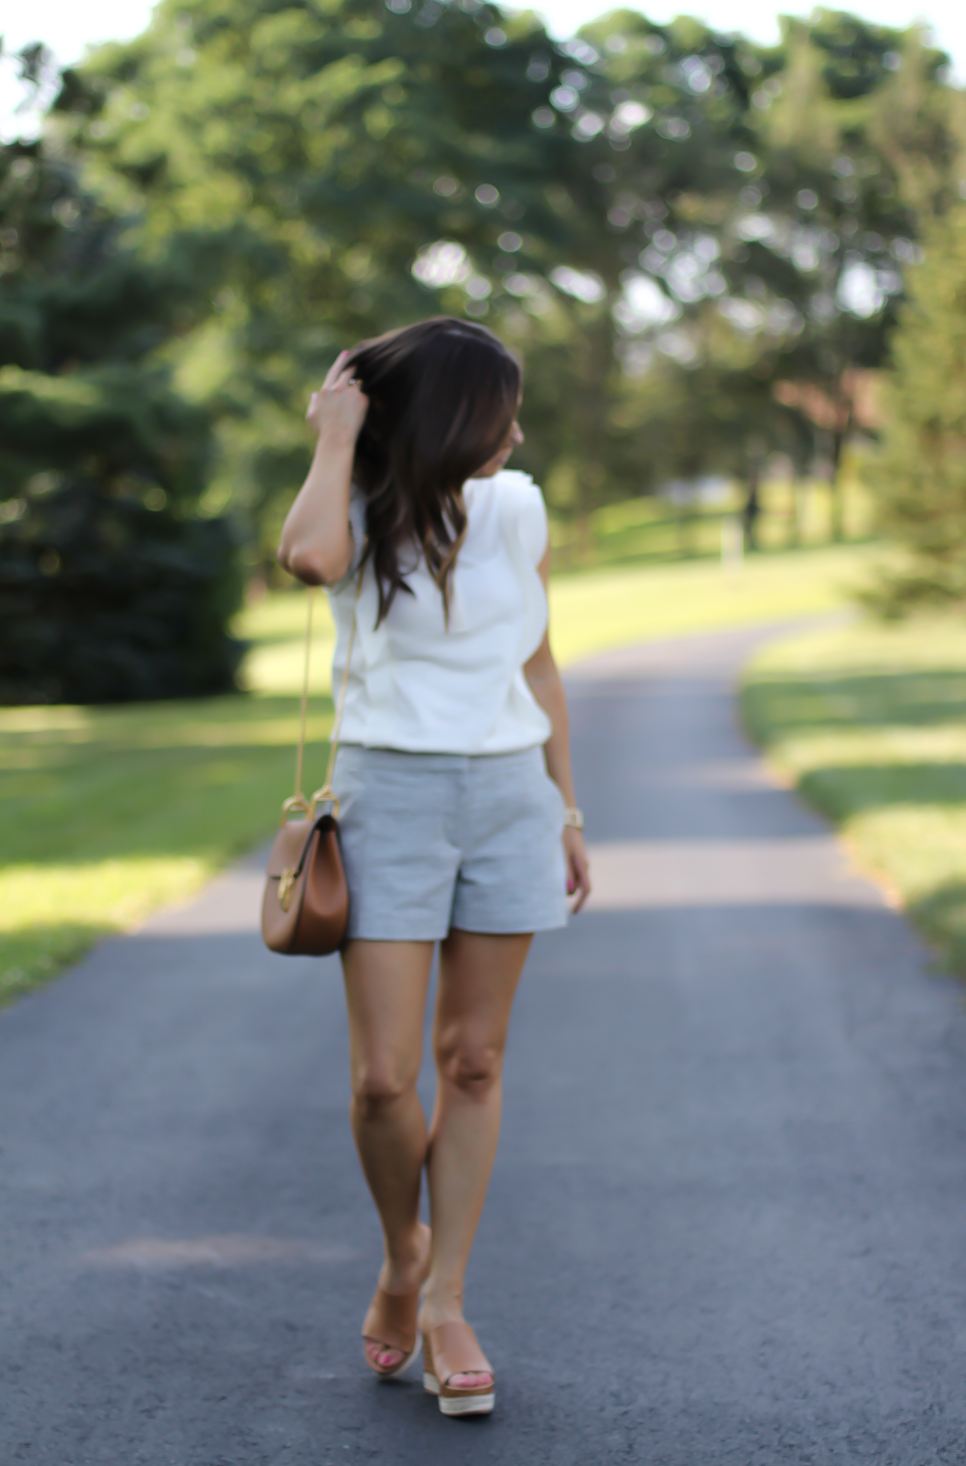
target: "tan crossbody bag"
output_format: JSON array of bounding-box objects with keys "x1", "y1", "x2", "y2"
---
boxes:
[{"x1": 261, "y1": 574, "x2": 362, "y2": 956}]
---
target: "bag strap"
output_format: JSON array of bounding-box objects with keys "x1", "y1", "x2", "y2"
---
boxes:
[{"x1": 283, "y1": 567, "x2": 363, "y2": 824}]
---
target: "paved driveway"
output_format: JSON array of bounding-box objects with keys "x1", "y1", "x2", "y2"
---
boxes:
[{"x1": 3, "y1": 624, "x2": 966, "y2": 1464}]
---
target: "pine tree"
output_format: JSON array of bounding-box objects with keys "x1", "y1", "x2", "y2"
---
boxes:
[
  {"x1": 0, "y1": 125, "x2": 242, "y2": 703},
  {"x1": 869, "y1": 207, "x2": 966, "y2": 610}
]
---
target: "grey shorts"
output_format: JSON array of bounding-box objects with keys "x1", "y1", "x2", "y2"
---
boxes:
[{"x1": 331, "y1": 744, "x2": 568, "y2": 941}]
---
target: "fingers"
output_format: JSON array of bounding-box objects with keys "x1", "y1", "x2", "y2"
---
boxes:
[
  {"x1": 320, "y1": 352, "x2": 366, "y2": 392},
  {"x1": 337, "y1": 368, "x2": 368, "y2": 397},
  {"x1": 570, "y1": 869, "x2": 591, "y2": 913},
  {"x1": 566, "y1": 847, "x2": 591, "y2": 914},
  {"x1": 322, "y1": 349, "x2": 348, "y2": 390},
  {"x1": 307, "y1": 361, "x2": 368, "y2": 421},
  {"x1": 323, "y1": 367, "x2": 366, "y2": 396}
]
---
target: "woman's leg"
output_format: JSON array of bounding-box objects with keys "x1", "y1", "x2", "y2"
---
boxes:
[
  {"x1": 342, "y1": 938, "x2": 434, "y2": 1369},
  {"x1": 420, "y1": 928, "x2": 532, "y2": 1385}
]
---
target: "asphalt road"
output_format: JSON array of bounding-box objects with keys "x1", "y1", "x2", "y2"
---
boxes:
[{"x1": 4, "y1": 623, "x2": 966, "y2": 1465}]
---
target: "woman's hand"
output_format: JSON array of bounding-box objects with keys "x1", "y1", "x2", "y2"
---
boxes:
[
  {"x1": 277, "y1": 350, "x2": 363, "y2": 585},
  {"x1": 306, "y1": 350, "x2": 369, "y2": 447},
  {"x1": 564, "y1": 826, "x2": 591, "y2": 914}
]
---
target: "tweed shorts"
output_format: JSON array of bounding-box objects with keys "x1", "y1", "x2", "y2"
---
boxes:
[{"x1": 331, "y1": 744, "x2": 569, "y2": 941}]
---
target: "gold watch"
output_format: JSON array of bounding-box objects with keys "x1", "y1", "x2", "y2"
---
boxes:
[{"x1": 563, "y1": 807, "x2": 584, "y2": 830}]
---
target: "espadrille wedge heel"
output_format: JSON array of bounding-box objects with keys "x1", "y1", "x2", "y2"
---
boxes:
[{"x1": 421, "y1": 1321, "x2": 495, "y2": 1416}]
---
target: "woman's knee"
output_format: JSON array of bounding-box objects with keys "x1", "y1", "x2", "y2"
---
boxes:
[
  {"x1": 435, "y1": 1029, "x2": 504, "y2": 1100},
  {"x1": 351, "y1": 1061, "x2": 418, "y2": 1120}
]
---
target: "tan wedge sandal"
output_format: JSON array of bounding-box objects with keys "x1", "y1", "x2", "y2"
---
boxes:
[
  {"x1": 362, "y1": 1284, "x2": 423, "y2": 1379},
  {"x1": 421, "y1": 1321, "x2": 495, "y2": 1416}
]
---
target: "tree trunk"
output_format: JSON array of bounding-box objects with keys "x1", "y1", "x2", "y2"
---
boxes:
[
  {"x1": 741, "y1": 465, "x2": 762, "y2": 552},
  {"x1": 829, "y1": 435, "x2": 845, "y2": 543},
  {"x1": 828, "y1": 378, "x2": 855, "y2": 544},
  {"x1": 575, "y1": 513, "x2": 592, "y2": 566},
  {"x1": 788, "y1": 476, "x2": 801, "y2": 548}
]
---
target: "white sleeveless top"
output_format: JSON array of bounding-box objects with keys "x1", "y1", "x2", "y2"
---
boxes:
[{"x1": 326, "y1": 469, "x2": 551, "y2": 754}]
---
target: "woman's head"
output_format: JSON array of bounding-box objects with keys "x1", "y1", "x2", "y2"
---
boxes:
[{"x1": 346, "y1": 318, "x2": 522, "y2": 623}]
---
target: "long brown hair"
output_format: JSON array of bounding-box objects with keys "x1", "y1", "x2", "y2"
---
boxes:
[{"x1": 346, "y1": 318, "x2": 522, "y2": 625}]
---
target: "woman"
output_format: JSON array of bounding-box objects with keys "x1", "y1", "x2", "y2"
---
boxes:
[{"x1": 277, "y1": 318, "x2": 590, "y2": 1417}]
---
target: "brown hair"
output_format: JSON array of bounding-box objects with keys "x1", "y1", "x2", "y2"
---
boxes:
[{"x1": 346, "y1": 317, "x2": 522, "y2": 625}]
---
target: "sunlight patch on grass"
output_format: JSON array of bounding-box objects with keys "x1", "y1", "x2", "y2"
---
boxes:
[
  {"x1": 0, "y1": 687, "x2": 336, "y2": 1002},
  {"x1": 0, "y1": 857, "x2": 209, "y2": 1004},
  {"x1": 742, "y1": 617, "x2": 966, "y2": 973},
  {"x1": 237, "y1": 590, "x2": 336, "y2": 695},
  {"x1": 549, "y1": 543, "x2": 871, "y2": 666},
  {"x1": 241, "y1": 634, "x2": 336, "y2": 696},
  {"x1": 1, "y1": 857, "x2": 209, "y2": 935}
]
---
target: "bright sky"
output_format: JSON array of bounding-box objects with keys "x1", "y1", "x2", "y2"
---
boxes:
[{"x1": 2, "y1": 0, "x2": 964, "y2": 137}]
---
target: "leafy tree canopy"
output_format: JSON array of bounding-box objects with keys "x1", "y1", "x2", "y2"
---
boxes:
[
  {"x1": 0, "y1": 123, "x2": 242, "y2": 703},
  {"x1": 15, "y1": 3, "x2": 966, "y2": 574}
]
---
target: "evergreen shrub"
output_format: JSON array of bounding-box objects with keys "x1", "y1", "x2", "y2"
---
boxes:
[
  {"x1": 0, "y1": 131, "x2": 244, "y2": 703},
  {"x1": 0, "y1": 481, "x2": 243, "y2": 704},
  {"x1": 867, "y1": 208, "x2": 966, "y2": 612}
]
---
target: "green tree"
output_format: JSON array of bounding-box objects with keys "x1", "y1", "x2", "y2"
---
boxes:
[
  {"x1": 0, "y1": 113, "x2": 242, "y2": 704},
  {"x1": 52, "y1": 0, "x2": 589, "y2": 569},
  {"x1": 867, "y1": 206, "x2": 966, "y2": 610},
  {"x1": 37, "y1": 2, "x2": 966, "y2": 568},
  {"x1": 508, "y1": 12, "x2": 761, "y2": 520},
  {"x1": 695, "y1": 14, "x2": 966, "y2": 538},
  {"x1": 558, "y1": 12, "x2": 964, "y2": 535},
  {"x1": 51, "y1": 1, "x2": 780, "y2": 540}
]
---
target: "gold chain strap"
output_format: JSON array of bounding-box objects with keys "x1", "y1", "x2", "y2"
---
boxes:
[
  {"x1": 282, "y1": 570, "x2": 363, "y2": 825},
  {"x1": 291, "y1": 589, "x2": 315, "y2": 807}
]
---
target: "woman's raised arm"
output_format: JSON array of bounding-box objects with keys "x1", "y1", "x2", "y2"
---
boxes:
[{"x1": 277, "y1": 351, "x2": 369, "y2": 586}]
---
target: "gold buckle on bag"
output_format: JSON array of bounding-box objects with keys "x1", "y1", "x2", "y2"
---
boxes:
[
  {"x1": 309, "y1": 786, "x2": 339, "y2": 821},
  {"x1": 280, "y1": 794, "x2": 310, "y2": 825},
  {"x1": 277, "y1": 868, "x2": 296, "y2": 910}
]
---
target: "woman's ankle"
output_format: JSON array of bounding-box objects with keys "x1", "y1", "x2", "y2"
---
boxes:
[
  {"x1": 381, "y1": 1220, "x2": 431, "y2": 1290},
  {"x1": 418, "y1": 1286, "x2": 466, "y2": 1330}
]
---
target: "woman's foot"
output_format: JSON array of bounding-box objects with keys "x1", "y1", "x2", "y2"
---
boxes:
[
  {"x1": 363, "y1": 1222, "x2": 432, "y2": 1375},
  {"x1": 417, "y1": 1302, "x2": 493, "y2": 1392}
]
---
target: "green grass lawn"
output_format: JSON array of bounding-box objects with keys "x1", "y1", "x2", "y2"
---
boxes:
[
  {"x1": 2, "y1": 538, "x2": 873, "y2": 1005},
  {"x1": 742, "y1": 617, "x2": 966, "y2": 976},
  {"x1": 549, "y1": 458, "x2": 876, "y2": 571}
]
